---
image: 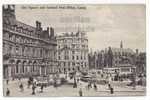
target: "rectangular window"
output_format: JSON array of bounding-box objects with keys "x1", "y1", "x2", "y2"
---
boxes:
[
  {"x1": 85, "y1": 62, "x2": 86, "y2": 67},
  {"x1": 76, "y1": 56, "x2": 79, "y2": 60},
  {"x1": 68, "y1": 62, "x2": 70, "y2": 66},
  {"x1": 72, "y1": 56, "x2": 74, "y2": 60},
  {"x1": 58, "y1": 56, "x2": 61, "y2": 60},
  {"x1": 72, "y1": 44, "x2": 75, "y2": 48},
  {"x1": 84, "y1": 56, "x2": 86, "y2": 60},
  {"x1": 72, "y1": 62, "x2": 75, "y2": 66},
  {"x1": 72, "y1": 51, "x2": 75, "y2": 54},
  {"x1": 58, "y1": 51, "x2": 61, "y2": 55},
  {"x1": 64, "y1": 62, "x2": 66, "y2": 66},
  {"x1": 65, "y1": 56, "x2": 69, "y2": 60},
  {"x1": 40, "y1": 49, "x2": 42, "y2": 57},
  {"x1": 16, "y1": 47, "x2": 19, "y2": 55}
]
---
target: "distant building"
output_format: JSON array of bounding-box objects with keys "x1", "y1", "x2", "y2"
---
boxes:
[
  {"x1": 88, "y1": 50, "x2": 105, "y2": 69},
  {"x1": 106, "y1": 41, "x2": 135, "y2": 67},
  {"x1": 56, "y1": 32, "x2": 89, "y2": 73},
  {"x1": 88, "y1": 41, "x2": 135, "y2": 69},
  {"x1": 3, "y1": 5, "x2": 57, "y2": 79},
  {"x1": 134, "y1": 51, "x2": 146, "y2": 76}
]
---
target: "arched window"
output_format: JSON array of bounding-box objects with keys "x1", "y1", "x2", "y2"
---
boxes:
[
  {"x1": 33, "y1": 61, "x2": 37, "y2": 72},
  {"x1": 19, "y1": 37, "x2": 23, "y2": 43},
  {"x1": 122, "y1": 52, "x2": 124, "y2": 56},
  {"x1": 14, "y1": 25, "x2": 17, "y2": 31},
  {"x1": 12, "y1": 35, "x2": 16, "y2": 42},
  {"x1": 9, "y1": 46, "x2": 12, "y2": 55},
  {"x1": 16, "y1": 64, "x2": 19, "y2": 73},
  {"x1": 22, "y1": 47, "x2": 25, "y2": 56},
  {"x1": 4, "y1": 32, "x2": 9, "y2": 40},
  {"x1": 22, "y1": 64, "x2": 24, "y2": 73},
  {"x1": 16, "y1": 36, "x2": 20, "y2": 43},
  {"x1": 24, "y1": 47, "x2": 28, "y2": 56},
  {"x1": 24, "y1": 38, "x2": 27, "y2": 43},
  {"x1": 16, "y1": 61, "x2": 21, "y2": 73},
  {"x1": 76, "y1": 55, "x2": 79, "y2": 60},
  {"x1": 27, "y1": 47, "x2": 30, "y2": 56},
  {"x1": 32, "y1": 48, "x2": 35, "y2": 57},
  {"x1": 40, "y1": 49, "x2": 42, "y2": 57}
]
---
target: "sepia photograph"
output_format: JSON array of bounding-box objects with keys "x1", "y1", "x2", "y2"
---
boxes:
[{"x1": 2, "y1": 4, "x2": 146, "y2": 97}]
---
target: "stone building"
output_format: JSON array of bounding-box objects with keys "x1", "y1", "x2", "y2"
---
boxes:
[
  {"x1": 108, "y1": 41, "x2": 135, "y2": 66},
  {"x1": 3, "y1": 5, "x2": 57, "y2": 79},
  {"x1": 134, "y1": 50, "x2": 146, "y2": 76},
  {"x1": 88, "y1": 41, "x2": 135, "y2": 69},
  {"x1": 56, "y1": 32, "x2": 89, "y2": 73}
]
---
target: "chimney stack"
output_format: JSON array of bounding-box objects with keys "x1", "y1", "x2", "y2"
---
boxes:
[
  {"x1": 50, "y1": 27, "x2": 54, "y2": 37},
  {"x1": 36, "y1": 21, "x2": 42, "y2": 31},
  {"x1": 136, "y1": 49, "x2": 139, "y2": 55},
  {"x1": 39, "y1": 22, "x2": 41, "y2": 28},
  {"x1": 36, "y1": 21, "x2": 39, "y2": 29},
  {"x1": 47, "y1": 27, "x2": 49, "y2": 33}
]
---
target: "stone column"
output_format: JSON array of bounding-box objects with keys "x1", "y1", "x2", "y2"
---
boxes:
[
  {"x1": 8, "y1": 66, "x2": 11, "y2": 78},
  {"x1": 40, "y1": 66, "x2": 42, "y2": 75},
  {"x1": 45, "y1": 66, "x2": 46, "y2": 75}
]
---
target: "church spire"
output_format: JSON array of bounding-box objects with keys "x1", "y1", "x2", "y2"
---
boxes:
[{"x1": 120, "y1": 41, "x2": 123, "y2": 48}]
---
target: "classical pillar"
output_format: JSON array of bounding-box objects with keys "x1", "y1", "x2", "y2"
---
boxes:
[
  {"x1": 45, "y1": 66, "x2": 46, "y2": 75},
  {"x1": 8, "y1": 66, "x2": 11, "y2": 78},
  {"x1": 4, "y1": 65, "x2": 8, "y2": 79},
  {"x1": 18, "y1": 63, "x2": 21, "y2": 74},
  {"x1": 40, "y1": 66, "x2": 42, "y2": 75}
]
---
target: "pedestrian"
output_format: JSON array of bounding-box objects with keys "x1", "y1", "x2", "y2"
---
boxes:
[
  {"x1": 40, "y1": 84, "x2": 44, "y2": 93},
  {"x1": 110, "y1": 87, "x2": 114, "y2": 94},
  {"x1": 18, "y1": 77, "x2": 21, "y2": 81},
  {"x1": 79, "y1": 88, "x2": 83, "y2": 97},
  {"x1": 6, "y1": 79, "x2": 9, "y2": 85},
  {"x1": 32, "y1": 84, "x2": 36, "y2": 95},
  {"x1": 19, "y1": 83, "x2": 24, "y2": 92},
  {"x1": 54, "y1": 81, "x2": 57, "y2": 88},
  {"x1": 108, "y1": 83, "x2": 111, "y2": 90},
  {"x1": 87, "y1": 82, "x2": 91, "y2": 90},
  {"x1": 90, "y1": 81, "x2": 92, "y2": 88},
  {"x1": 27, "y1": 80, "x2": 31, "y2": 88},
  {"x1": 6, "y1": 88, "x2": 10, "y2": 96},
  {"x1": 12, "y1": 77, "x2": 14, "y2": 81},
  {"x1": 73, "y1": 82, "x2": 77, "y2": 88},
  {"x1": 94, "y1": 83, "x2": 97, "y2": 91},
  {"x1": 77, "y1": 78, "x2": 80, "y2": 83},
  {"x1": 87, "y1": 84, "x2": 90, "y2": 90}
]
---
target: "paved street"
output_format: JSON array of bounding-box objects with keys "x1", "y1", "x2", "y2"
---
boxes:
[{"x1": 3, "y1": 79, "x2": 146, "y2": 97}]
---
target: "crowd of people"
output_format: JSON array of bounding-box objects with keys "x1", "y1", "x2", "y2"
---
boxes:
[
  {"x1": 5, "y1": 77, "x2": 47, "y2": 96},
  {"x1": 5, "y1": 75, "x2": 115, "y2": 97}
]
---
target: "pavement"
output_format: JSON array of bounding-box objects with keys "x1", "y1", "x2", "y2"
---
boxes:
[{"x1": 3, "y1": 78, "x2": 146, "y2": 97}]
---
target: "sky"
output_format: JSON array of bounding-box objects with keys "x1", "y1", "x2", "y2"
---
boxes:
[{"x1": 15, "y1": 5, "x2": 146, "y2": 52}]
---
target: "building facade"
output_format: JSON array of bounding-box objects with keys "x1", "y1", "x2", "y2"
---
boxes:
[
  {"x1": 89, "y1": 41, "x2": 135, "y2": 69},
  {"x1": 3, "y1": 5, "x2": 57, "y2": 79},
  {"x1": 134, "y1": 51, "x2": 146, "y2": 76},
  {"x1": 56, "y1": 32, "x2": 89, "y2": 73},
  {"x1": 88, "y1": 50, "x2": 105, "y2": 69},
  {"x1": 109, "y1": 41, "x2": 135, "y2": 67}
]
